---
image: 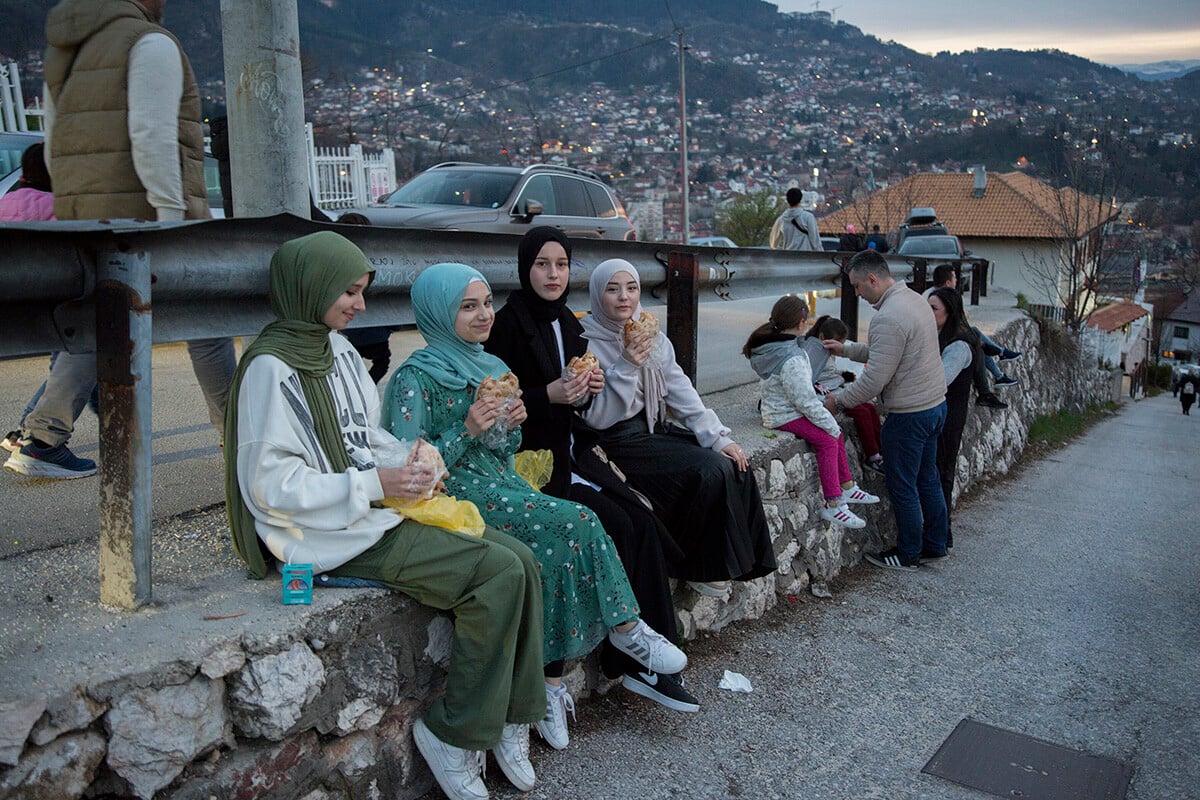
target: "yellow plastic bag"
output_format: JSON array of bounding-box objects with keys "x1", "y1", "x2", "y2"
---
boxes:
[
  {"x1": 513, "y1": 449, "x2": 554, "y2": 491},
  {"x1": 381, "y1": 494, "x2": 486, "y2": 538}
]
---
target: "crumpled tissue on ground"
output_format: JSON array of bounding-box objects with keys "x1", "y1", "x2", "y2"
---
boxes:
[{"x1": 718, "y1": 670, "x2": 753, "y2": 693}]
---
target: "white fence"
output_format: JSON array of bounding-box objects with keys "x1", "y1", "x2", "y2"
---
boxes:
[
  {"x1": 1, "y1": 61, "x2": 41, "y2": 132},
  {"x1": 306, "y1": 123, "x2": 396, "y2": 210}
]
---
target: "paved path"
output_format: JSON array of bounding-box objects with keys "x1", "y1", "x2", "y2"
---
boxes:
[{"x1": 486, "y1": 392, "x2": 1198, "y2": 800}]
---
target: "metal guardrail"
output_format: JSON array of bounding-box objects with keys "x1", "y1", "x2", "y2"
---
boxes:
[{"x1": 0, "y1": 214, "x2": 988, "y2": 608}]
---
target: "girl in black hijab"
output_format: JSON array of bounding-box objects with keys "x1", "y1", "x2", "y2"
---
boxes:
[{"x1": 486, "y1": 226, "x2": 700, "y2": 725}]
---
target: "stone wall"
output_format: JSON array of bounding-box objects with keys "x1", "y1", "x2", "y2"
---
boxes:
[{"x1": 0, "y1": 315, "x2": 1120, "y2": 800}]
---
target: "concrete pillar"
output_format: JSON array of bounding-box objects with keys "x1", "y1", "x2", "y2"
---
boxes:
[{"x1": 220, "y1": 0, "x2": 309, "y2": 217}]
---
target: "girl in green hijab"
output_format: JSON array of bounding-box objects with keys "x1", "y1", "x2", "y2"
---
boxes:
[
  {"x1": 383, "y1": 262, "x2": 688, "y2": 752},
  {"x1": 226, "y1": 232, "x2": 545, "y2": 800}
]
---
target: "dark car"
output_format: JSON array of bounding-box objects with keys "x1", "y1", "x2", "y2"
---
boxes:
[
  {"x1": 895, "y1": 234, "x2": 967, "y2": 260},
  {"x1": 339, "y1": 162, "x2": 636, "y2": 240},
  {"x1": 889, "y1": 207, "x2": 949, "y2": 251},
  {"x1": 1, "y1": 130, "x2": 227, "y2": 218}
]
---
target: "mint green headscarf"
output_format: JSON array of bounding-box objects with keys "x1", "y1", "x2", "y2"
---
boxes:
[
  {"x1": 399, "y1": 262, "x2": 510, "y2": 391},
  {"x1": 224, "y1": 231, "x2": 375, "y2": 578}
]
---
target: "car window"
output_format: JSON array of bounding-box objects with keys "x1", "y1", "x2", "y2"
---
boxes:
[
  {"x1": 388, "y1": 170, "x2": 519, "y2": 208},
  {"x1": 1, "y1": 133, "x2": 42, "y2": 185},
  {"x1": 203, "y1": 155, "x2": 224, "y2": 211},
  {"x1": 552, "y1": 176, "x2": 592, "y2": 217},
  {"x1": 516, "y1": 174, "x2": 557, "y2": 215},
  {"x1": 584, "y1": 181, "x2": 616, "y2": 218}
]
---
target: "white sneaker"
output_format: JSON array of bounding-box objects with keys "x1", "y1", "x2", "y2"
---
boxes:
[
  {"x1": 686, "y1": 580, "x2": 731, "y2": 598},
  {"x1": 534, "y1": 682, "x2": 574, "y2": 750},
  {"x1": 608, "y1": 620, "x2": 687, "y2": 675},
  {"x1": 412, "y1": 718, "x2": 488, "y2": 800},
  {"x1": 843, "y1": 484, "x2": 880, "y2": 504},
  {"x1": 493, "y1": 722, "x2": 536, "y2": 791},
  {"x1": 821, "y1": 503, "x2": 866, "y2": 529}
]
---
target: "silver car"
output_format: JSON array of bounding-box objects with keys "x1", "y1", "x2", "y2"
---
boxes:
[{"x1": 339, "y1": 162, "x2": 637, "y2": 240}]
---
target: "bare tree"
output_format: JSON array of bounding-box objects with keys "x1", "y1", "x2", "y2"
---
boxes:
[{"x1": 1021, "y1": 128, "x2": 1123, "y2": 330}]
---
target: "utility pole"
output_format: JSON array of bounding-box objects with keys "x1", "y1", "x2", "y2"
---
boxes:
[
  {"x1": 677, "y1": 28, "x2": 689, "y2": 245},
  {"x1": 220, "y1": 0, "x2": 310, "y2": 216}
]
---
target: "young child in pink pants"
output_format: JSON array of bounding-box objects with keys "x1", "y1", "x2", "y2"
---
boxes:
[{"x1": 743, "y1": 296, "x2": 879, "y2": 528}]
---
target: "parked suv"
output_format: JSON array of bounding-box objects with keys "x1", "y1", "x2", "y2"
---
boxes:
[
  {"x1": 888, "y1": 207, "x2": 949, "y2": 251},
  {"x1": 338, "y1": 162, "x2": 636, "y2": 240}
]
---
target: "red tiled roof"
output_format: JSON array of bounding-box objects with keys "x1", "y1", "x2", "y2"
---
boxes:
[
  {"x1": 819, "y1": 171, "x2": 1117, "y2": 240},
  {"x1": 1085, "y1": 301, "x2": 1149, "y2": 333}
]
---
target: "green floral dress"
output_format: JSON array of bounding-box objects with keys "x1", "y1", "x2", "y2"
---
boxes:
[{"x1": 384, "y1": 365, "x2": 639, "y2": 664}]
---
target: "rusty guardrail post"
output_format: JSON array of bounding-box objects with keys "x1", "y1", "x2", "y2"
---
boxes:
[
  {"x1": 666, "y1": 250, "x2": 699, "y2": 385},
  {"x1": 96, "y1": 249, "x2": 153, "y2": 610},
  {"x1": 838, "y1": 255, "x2": 859, "y2": 341}
]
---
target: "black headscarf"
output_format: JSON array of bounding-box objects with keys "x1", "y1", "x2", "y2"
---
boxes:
[{"x1": 515, "y1": 226, "x2": 573, "y2": 323}]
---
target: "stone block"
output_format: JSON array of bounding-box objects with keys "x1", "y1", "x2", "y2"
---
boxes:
[
  {"x1": 0, "y1": 730, "x2": 106, "y2": 800},
  {"x1": 29, "y1": 688, "x2": 106, "y2": 747},
  {"x1": 0, "y1": 696, "x2": 46, "y2": 765},
  {"x1": 105, "y1": 676, "x2": 229, "y2": 800},
  {"x1": 161, "y1": 731, "x2": 322, "y2": 800},
  {"x1": 229, "y1": 642, "x2": 325, "y2": 741},
  {"x1": 200, "y1": 642, "x2": 246, "y2": 680}
]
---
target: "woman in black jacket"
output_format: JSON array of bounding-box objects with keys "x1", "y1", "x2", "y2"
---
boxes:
[
  {"x1": 485, "y1": 226, "x2": 699, "y2": 728},
  {"x1": 928, "y1": 287, "x2": 980, "y2": 552}
]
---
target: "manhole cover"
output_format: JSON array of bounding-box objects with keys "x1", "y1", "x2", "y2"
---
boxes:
[{"x1": 922, "y1": 718, "x2": 1132, "y2": 799}]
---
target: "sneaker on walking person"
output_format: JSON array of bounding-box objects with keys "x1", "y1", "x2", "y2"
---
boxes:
[
  {"x1": 411, "y1": 717, "x2": 487, "y2": 800},
  {"x1": 821, "y1": 503, "x2": 866, "y2": 529},
  {"x1": 607, "y1": 620, "x2": 687, "y2": 675},
  {"x1": 993, "y1": 375, "x2": 1019, "y2": 388},
  {"x1": 492, "y1": 722, "x2": 536, "y2": 792},
  {"x1": 842, "y1": 484, "x2": 880, "y2": 504},
  {"x1": 864, "y1": 547, "x2": 919, "y2": 572},
  {"x1": 3, "y1": 439, "x2": 97, "y2": 479},
  {"x1": 535, "y1": 681, "x2": 575, "y2": 750},
  {"x1": 622, "y1": 669, "x2": 700, "y2": 713},
  {"x1": 1, "y1": 431, "x2": 24, "y2": 455}
]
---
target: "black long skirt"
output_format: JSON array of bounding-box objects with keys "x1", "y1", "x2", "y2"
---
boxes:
[{"x1": 590, "y1": 417, "x2": 777, "y2": 583}]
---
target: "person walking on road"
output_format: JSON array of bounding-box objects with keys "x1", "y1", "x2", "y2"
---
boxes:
[
  {"x1": 5, "y1": 0, "x2": 236, "y2": 480},
  {"x1": 823, "y1": 250, "x2": 949, "y2": 571},
  {"x1": 1181, "y1": 375, "x2": 1196, "y2": 415},
  {"x1": 769, "y1": 188, "x2": 821, "y2": 251}
]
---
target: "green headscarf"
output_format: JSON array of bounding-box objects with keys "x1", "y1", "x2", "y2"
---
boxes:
[
  {"x1": 224, "y1": 231, "x2": 375, "y2": 578},
  {"x1": 399, "y1": 262, "x2": 510, "y2": 391}
]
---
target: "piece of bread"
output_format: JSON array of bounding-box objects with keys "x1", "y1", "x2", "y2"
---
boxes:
[
  {"x1": 475, "y1": 372, "x2": 520, "y2": 402},
  {"x1": 407, "y1": 438, "x2": 446, "y2": 475},
  {"x1": 622, "y1": 311, "x2": 659, "y2": 346},
  {"x1": 566, "y1": 350, "x2": 599, "y2": 377}
]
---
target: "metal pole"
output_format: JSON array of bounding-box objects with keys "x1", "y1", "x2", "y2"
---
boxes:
[
  {"x1": 677, "y1": 29, "x2": 689, "y2": 245},
  {"x1": 220, "y1": 0, "x2": 310, "y2": 216},
  {"x1": 96, "y1": 250, "x2": 153, "y2": 610}
]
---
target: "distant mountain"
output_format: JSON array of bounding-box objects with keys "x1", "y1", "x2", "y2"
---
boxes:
[{"x1": 1116, "y1": 59, "x2": 1200, "y2": 81}]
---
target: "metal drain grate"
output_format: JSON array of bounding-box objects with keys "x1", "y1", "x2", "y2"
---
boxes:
[{"x1": 922, "y1": 718, "x2": 1133, "y2": 800}]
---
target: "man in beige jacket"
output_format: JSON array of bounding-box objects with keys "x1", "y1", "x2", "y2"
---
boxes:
[{"x1": 823, "y1": 250, "x2": 948, "y2": 570}]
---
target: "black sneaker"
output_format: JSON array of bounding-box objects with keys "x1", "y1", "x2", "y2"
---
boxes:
[
  {"x1": 994, "y1": 375, "x2": 1019, "y2": 388},
  {"x1": 622, "y1": 670, "x2": 700, "y2": 713},
  {"x1": 920, "y1": 550, "x2": 948, "y2": 562},
  {"x1": 998, "y1": 349, "x2": 1023, "y2": 362},
  {"x1": 863, "y1": 458, "x2": 885, "y2": 476},
  {"x1": 864, "y1": 547, "x2": 919, "y2": 572},
  {"x1": 976, "y1": 393, "x2": 1008, "y2": 409}
]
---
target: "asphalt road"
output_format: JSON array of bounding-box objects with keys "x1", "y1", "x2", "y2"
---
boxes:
[{"x1": 482, "y1": 392, "x2": 1199, "y2": 800}]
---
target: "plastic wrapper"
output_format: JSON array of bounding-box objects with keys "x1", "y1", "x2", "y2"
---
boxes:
[
  {"x1": 474, "y1": 373, "x2": 519, "y2": 451},
  {"x1": 375, "y1": 437, "x2": 486, "y2": 538},
  {"x1": 513, "y1": 449, "x2": 554, "y2": 491}
]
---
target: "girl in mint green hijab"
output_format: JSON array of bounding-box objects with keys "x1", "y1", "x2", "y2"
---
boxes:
[
  {"x1": 226, "y1": 235, "x2": 548, "y2": 796},
  {"x1": 384, "y1": 262, "x2": 688, "y2": 752}
]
